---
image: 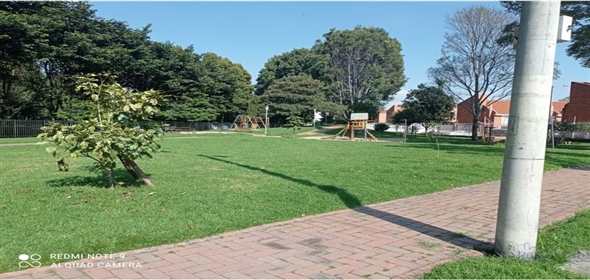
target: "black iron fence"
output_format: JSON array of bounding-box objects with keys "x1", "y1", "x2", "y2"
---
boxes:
[
  {"x1": 5, "y1": 118, "x2": 587, "y2": 140},
  {"x1": 0, "y1": 119, "x2": 71, "y2": 138},
  {"x1": 0, "y1": 119, "x2": 285, "y2": 138}
]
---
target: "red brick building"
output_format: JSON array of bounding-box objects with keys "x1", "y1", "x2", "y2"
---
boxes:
[
  {"x1": 376, "y1": 90, "x2": 575, "y2": 127},
  {"x1": 375, "y1": 105, "x2": 403, "y2": 123},
  {"x1": 456, "y1": 97, "x2": 568, "y2": 129},
  {"x1": 456, "y1": 98, "x2": 511, "y2": 128},
  {"x1": 562, "y1": 81, "x2": 590, "y2": 123},
  {"x1": 551, "y1": 101, "x2": 568, "y2": 122}
]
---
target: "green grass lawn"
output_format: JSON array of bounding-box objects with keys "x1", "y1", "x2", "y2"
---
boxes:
[
  {"x1": 423, "y1": 208, "x2": 590, "y2": 279},
  {"x1": 1, "y1": 133, "x2": 589, "y2": 273}
]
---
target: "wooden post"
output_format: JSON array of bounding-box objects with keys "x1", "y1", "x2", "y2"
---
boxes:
[{"x1": 349, "y1": 122, "x2": 354, "y2": 140}]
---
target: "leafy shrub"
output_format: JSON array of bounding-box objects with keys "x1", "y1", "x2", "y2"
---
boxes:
[
  {"x1": 284, "y1": 115, "x2": 304, "y2": 134},
  {"x1": 374, "y1": 123, "x2": 390, "y2": 132}
]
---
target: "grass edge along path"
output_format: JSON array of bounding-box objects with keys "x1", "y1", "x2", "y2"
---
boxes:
[{"x1": 423, "y1": 208, "x2": 590, "y2": 279}]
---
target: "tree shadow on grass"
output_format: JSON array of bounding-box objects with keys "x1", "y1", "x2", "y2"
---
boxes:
[
  {"x1": 545, "y1": 146, "x2": 590, "y2": 158},
  {"x1": 46, "y1": 166, "x2": 148, "y2": 188},
  {"x1": 199, "y1": 154, "x2": 495, "y2": 254},
  {"x1": 544, "y1": 154, "x2": 590, "y2": 170},
  {"x1": 569, "y1": 166, "x2": 590, "y2": 172},
  {"x1": 400, "y1": 142, "x2": 590, "y2": 170},
  {"x1": 404, "y1": 135, "x2": 483, "y2": 146},
  {"x1": 388, "y1": 142, "x2": 504, "y2": 157},
  {"x1": 550, "y1": 143, "x2": 590, "y2": 151}
]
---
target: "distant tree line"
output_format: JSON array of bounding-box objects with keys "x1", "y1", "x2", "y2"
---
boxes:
[
  {"x1": 256, "y1": 26, "x2": 407, "y2": 123},
  {"x1": 0, "y1": 1, "x2": 254, "y2": 122},
  {"x1": 0, "y1": 1, "x2": 408, "y2": 124},
  {"x1": 5, "y1": 2, "x2": 586, "y2": 128}
]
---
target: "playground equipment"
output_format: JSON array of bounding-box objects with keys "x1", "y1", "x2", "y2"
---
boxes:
[
  {"x1": 330, "y1": 113, "x2": 378, "y2": 141},
  {"x1": 230, "y1": 115, "x2": 266, "y2": 132}
]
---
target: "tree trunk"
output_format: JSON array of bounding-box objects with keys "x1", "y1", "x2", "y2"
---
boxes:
[
  {"x1": 471, "y1": 102, "x2": 482, "y2": 141},
  {"x1": 118, "y1": 154, "x2": 155, "y2": 187},
  {"x1": 57, "y1": 159, "x2": 69, "y2": 171},
  {"x1": 119, "y1": 155, "x2": 139, "y2": 180},
  {"x1": 471, "y1": 117, "x2": 480, "y2": 141},
  {"x1": 105, "y1": 166, "x2": 115, "y2": 189}
]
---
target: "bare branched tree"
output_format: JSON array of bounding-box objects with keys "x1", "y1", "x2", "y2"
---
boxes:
[{"x1": 428, "y1": 5, "x2": 517, "y2": 140}]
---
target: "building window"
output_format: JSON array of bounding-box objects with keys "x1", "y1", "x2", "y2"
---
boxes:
[{"x1": 501, "y1": 116, "x2": 509, "y2": 127}]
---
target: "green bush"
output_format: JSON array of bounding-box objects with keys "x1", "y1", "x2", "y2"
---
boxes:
[{"x1": 374, "y1": 123, "x2": 390, "y2": 132}]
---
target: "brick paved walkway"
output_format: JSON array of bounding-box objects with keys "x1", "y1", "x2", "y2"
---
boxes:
[{"x1": 3, "y1": 166, "x2": 589, "y2": 279}]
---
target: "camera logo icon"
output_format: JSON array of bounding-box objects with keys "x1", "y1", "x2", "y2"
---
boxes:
[{"x1": 18, "y1": 254, "x2": 42, "y2": 268}]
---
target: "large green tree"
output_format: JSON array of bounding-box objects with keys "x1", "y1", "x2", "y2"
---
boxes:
[
  {"x1": 392, "y1": 84, "x2": 456, "y2": 133},
  {"x1": 142, "y1": 42, "x2": 216, "y2": 122},
  {"x1": 0, "y1": 1, "x2": 253, "y2": 124},
  {"x1": 199, "y1": 53, "x2": 255, "y2": 121},
  {"x1": 260, "y1": 74, "x2": 343, "y2": 123},
  {"x1": 0, "y1": 1, "x2": 156, "y2": 119},
  {"x1": 34, "y1": 1, "x2": 114, "y2": 117},
  {"x1": 500, "y1": 1, "x2": 590, "y2": 68},
  {"x1": 391, "y1": 109, "x2": 421, "y2": 125},
  {"x1": 313, "y1": 26, "x2": 407, "y2": 118},
  {"x1": 0, "y1": 2, "x2": 54, "y2": 118},
  {"x1": 255, "y1": 48, "x2": 330, "y2": 96}
]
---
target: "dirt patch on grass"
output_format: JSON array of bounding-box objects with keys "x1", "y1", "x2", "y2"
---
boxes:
[
  {"x1": 300, "y1": 136, "x2": 404, "y2": 143},
  {"x1": 251, "y1": 134, "x2": 282, "y2": 138},
  {"x1": 164, "y1": 136, "x2": 205, "y2": 140},
  {"x1": 298, "y1": 125, "x2": 345, "y2": 135}
]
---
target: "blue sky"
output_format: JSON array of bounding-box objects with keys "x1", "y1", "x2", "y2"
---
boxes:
[{"x1": 90, "y1": 1, "x2": 589, "y2": 107}]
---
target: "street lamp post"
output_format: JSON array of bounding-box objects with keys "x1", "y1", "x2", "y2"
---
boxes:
[{"x1": 265, "y1": 105, "x2": 269, "y2": 135}]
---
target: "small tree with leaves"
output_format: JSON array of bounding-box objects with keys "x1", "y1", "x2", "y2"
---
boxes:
[
  {"x1": 425, "y1": 122, "x2": 443, "y2": 158},
  {"x1": 392, "y1": 84, "x2": 456, "y2": 134},
  {"x1": 284, "y1": 115, "x2": 304, "y2": 134},
  {"x1": 38, "y1": 73, "x2": 165, "y2": 188}
]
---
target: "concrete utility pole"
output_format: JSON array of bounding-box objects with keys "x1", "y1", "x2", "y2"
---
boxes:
[{"x1": 494, "y1": 1, "x2": 561, "y2": 258}]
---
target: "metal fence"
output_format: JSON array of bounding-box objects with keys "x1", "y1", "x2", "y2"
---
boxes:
[
  {"x1": 159, "y1": 121, "x2": 230, "y2": 132},
  {"x1": 0, "y1": 119, "x2": 284, "y2": 138},
  {"x1": 369, "y1": 122, "x2": 590, "y2": 140},
  {"x1": 368, "y1": 122, "x2": 478, "y2": 136},
  {"x1": 437, "y1": 123, "x2": 477, "y2": 136},
  {"x1": 4, "y1": 119, "x2": 589, "y2": 140},
  {"x1": 0, "y1": 119, "x2": 71, "y2": 138}
]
